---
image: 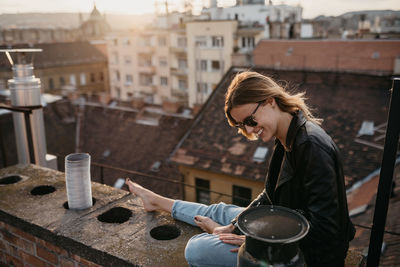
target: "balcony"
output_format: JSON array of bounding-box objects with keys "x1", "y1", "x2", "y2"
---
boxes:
[
  {"x1": 138, "y1": 65, "x2": 156, "y2": 74},
  {"x1": 171, "y1": 88, "x2": 188, "y2": 100},
  {"x1": 169, "y1": 46, "x2": 187, "y2": 55},
  {"x1": 170, "y1": 67, "x2": 188, "y2": 77}
]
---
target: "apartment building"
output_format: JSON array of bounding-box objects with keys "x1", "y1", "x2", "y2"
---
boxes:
[
  {"x1": 202, "y1": 0, "x2": 303, "y2": 39},
  {"x1": 186, "y1": 20, "x2": 237, "y2": 107},
  {"x1": 0, "y1": 41, "x2": 109, "y2": 95},
  {"x1": 107, "y1": 16, "x2": 189, "y2": 105},
  {"x1": 107, "y1": 2, "x2": 303, "y2": 108}
]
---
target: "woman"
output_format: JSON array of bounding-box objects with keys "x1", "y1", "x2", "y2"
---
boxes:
[{"x1": 125, "y1": 71, "x2": 355, "y2": 267}]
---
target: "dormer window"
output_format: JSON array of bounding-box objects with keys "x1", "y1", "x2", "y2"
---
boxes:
[
  {"x1": 358, "y1": 121, "x2": 374, "y2": 136},
  {"x1": 253, "y1": 147, "x2": 268, "y2": 162}
]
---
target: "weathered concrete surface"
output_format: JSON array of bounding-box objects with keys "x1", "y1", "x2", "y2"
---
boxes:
[{"x1": 0, "y1": 164, "x2": 201, "y2": 266}]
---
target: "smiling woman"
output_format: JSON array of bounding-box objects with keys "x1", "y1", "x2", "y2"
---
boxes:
[{"x1": 120, "y1": 71, "x2": 356, "y2": 267}]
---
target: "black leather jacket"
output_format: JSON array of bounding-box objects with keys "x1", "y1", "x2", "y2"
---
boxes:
[{"x1": 235, "y1": 111, "x2": 355, "y2": 266}]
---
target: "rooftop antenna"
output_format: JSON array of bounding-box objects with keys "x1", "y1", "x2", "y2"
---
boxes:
[
  {"x1": 0, "y1": 48, "x2": 48, "y2": 166},
  {"x1": 165, "y1": 0, "x2": 169, "y2": 14}
]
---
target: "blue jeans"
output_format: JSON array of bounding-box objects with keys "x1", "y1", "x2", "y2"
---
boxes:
[{"x1": 171, "y1": 200, "x2": 244, "y2": 267}]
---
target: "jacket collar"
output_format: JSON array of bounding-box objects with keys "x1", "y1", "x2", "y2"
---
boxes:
[{"x1": 285, "y1": 110, "x2": 307, "y2": 152}]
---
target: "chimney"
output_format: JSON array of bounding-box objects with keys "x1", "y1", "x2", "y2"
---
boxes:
[{"x1": 2, "y1": 49, "x2": 48, "y2": 167}]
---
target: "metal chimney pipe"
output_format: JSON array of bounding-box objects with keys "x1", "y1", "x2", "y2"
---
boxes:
[{"x1": 1, "y1": 49, "x2": 48, "y2": 166}]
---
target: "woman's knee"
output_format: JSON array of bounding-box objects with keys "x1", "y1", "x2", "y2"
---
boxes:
[{"x1": 185, "y1": 233, "x2": 210, "y2": 264}]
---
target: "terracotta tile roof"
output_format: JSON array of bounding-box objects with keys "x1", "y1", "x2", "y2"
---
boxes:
[
  {"x1": 44, "y1": 99, "x2": 77, "y2": 157},
  {"x1": 253, "y1": 40, "x2": 400, "y2": 75},
  {"x1": 0, "y1": 99, "x2": 193, "y2": 198},
  {"x1": 349, "y1": 164, "x2": 400, "y2": 266},
  {"x1": 78, "y1": 104, "x2": 193, "y2": 198},
  {"x1": 169, "y1": 69, "x2": 270, "y2": 182},
  {"x1": 0, "y1": 41, "x2": 107, "y2": 71},
  {"x1": 170, "y1": 67, "x2": 393, "y2": 188}
]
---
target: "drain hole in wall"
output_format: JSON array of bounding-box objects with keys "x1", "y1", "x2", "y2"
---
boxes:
[
  {"x1": 64, "y1": 198, "x2": 96, "y2": 209},
  {"x1": 97, "y1": 207, "x2": 132, "y2": 224},
  {"x1": 0, "y1": 175, "x2": 22, "y2": 185},
  {"x1": 150, "y1": 224, "x2": 181, "y2": 240},
  {"x1": 30, "y1": 185, "x2": 56, "y2": 195}
]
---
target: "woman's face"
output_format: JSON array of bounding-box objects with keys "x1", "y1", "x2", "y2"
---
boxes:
[{"x1": 230, "y1": 99, "x2": 279, "y2": 142}]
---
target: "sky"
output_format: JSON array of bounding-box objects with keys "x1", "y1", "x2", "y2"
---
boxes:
[{"x1": 1, "y1": 0, "x2": 399, "y2": 19}]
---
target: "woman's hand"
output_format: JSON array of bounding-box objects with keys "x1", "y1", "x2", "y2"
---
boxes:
[
  {"x1": 212, "y1": 223, "x2": 235, "y2": 235},
  {"x1": 218, "y1": 233, "x2": 245, "y2": 252}
]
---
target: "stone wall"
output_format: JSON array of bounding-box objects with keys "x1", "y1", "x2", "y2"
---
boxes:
[{"x1": 0, "y1": 164, "x2": 200, "y2": 267}]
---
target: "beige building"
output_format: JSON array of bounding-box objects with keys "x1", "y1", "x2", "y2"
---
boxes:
[
  {"x1": 179, "y1": 165, "x2": 264, "y2": 205},
  {"x1": 186, "y1": 20, "x2": 238, "y2": 107},
  {"x1": 0, "y1": 41, "x2": 109, "y2": 95},
  {"x1": 107, "y1": 15, "x2": 265, "y2": 108},
  {"x1": 107, "y1": 15, "x2": 189, "y2": 106}
]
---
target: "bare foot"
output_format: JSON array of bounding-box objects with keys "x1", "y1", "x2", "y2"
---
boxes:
[
  {"x1": 125, "y1": 178, "x2": 159, "y2": 212},
  {"x1": 194, "y1": 215, "x2": 222, "y2": 234}
]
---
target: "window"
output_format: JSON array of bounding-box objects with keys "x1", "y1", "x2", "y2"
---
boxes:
[
  {"x1": 158, "y1": 36, "x2": 167, "y2": 46},
  {"x1": 115, "y1": 70, "x2": 120, "y2": 81},
  {"x1": 358, "y1": 121, "x2": 375, "y2": 136},
  {"x1": 196, "y1": 178, "x2": 210, "y2": 204},
  {"x1": 69, "y1": 74, "x2": 76, "y2": 86},
  {"x1": 123, "y1": 38, "x2": 131, "y2": 45},
  {"x1": 126, "y1": 74, "x2": 133, "y2": 83},
  {"x1": 211, "y1": 60, "x2": 221, "y2": 71},
  {"x1": 253, "y1": 147, "x2": 268, "y2": 162},
  {"x1": 90, "y1": 73, "x2": 95, "y2": 83},
  {"x1": 113, "y1": 38, "x2": 118, "y2": 45},
  {"x1": 80, "y1": 73, "x2": 86, "y2": 85},
  {"x1": 197, "y1": 60, "x2": 207, "y2": 71},
  {"x1": 124, "y1": 56, "x2": 132, "y2": 64},
  {"x1": 160, "y1": 77, "x2": 168, "y2": 86},
  {"x1": 178, "y1": 79, "x2": 187, "y2": 90},
  {"x1": 159, "y1": 57, "x2": 168, "y2": 67},
  {"x1": 249, "y1": 37, "x2": 255, "y2": 48},
  {"x1": 115, "y1": 87, "x2": 121, "y2": 98},
  {"x1": 232, "y1": 185, "x2": 252, "y2": 207},
  {"x1": 0, "y1": 80, "x2": 5, "y2": 90},
  {"x1": 197, "y1": 82, "x2": 208, "y2": 94},
  {"x1": 372, "y1": 51, "x2": 380, "y2": 59},
  {"x1": 212, "y1": 36, "x2": 224, "y2": 47},
  {"x1": 60, "y1": 76, "x2": 65, "y2": 86},
  {"x1": 178, "y1": 58, "x2": 187, "y2": 69},
  {"x1": 112, "y1": 52, "x2": 119, "y2": 64},
  {"x1": 140, "y1": 36, "x2": 152, "y2": 46},
  {"x1": 195, "y1": 36, "x2": 207, "y2": 47},
  {"x1": 139, "y1": 73, "x2": 152, "y2": 86},
  {"x1": 177, "y1": 37, "x2": 187, "y2": 47},
  {"x1": 138, "y1": 54, "x2": 152, "y2": 67},
  {"x1": 241, "y1": 36, "x2": 255, "y2": 48},
  {"x1": 48, "y1": 78, "x2": 54, "y2": 90},
  {"x1": 99, "y1": 72, "x2": 104, "y2": 82}
]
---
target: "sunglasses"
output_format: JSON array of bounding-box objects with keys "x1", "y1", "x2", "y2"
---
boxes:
[{"x1": 234, "y1": 101, "x2": 264, "y2": 129}]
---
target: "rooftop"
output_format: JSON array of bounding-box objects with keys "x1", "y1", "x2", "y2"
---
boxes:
[
  {"x1": 170, "y1": 67, "x2": 393, "y2": 189},
  {"x1": 0, "y1": 164, "x2": 200, "y2": 266},
  {"x1": 0, "y1": 42, "x2": 107, "y2": 71}
]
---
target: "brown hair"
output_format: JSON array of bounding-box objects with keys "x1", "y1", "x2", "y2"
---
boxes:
[{"x1": 225, "y1": 71, "x2": 322, "y2": 139}]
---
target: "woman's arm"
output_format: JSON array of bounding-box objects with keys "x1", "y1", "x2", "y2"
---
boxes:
[{"x1": 295, "y1": 140, "x2": 342, "y2": 247}]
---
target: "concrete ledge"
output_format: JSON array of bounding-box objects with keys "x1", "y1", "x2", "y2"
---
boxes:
[{"x1": 0, "y1": 164, "x2": 201, "y2": 266}]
